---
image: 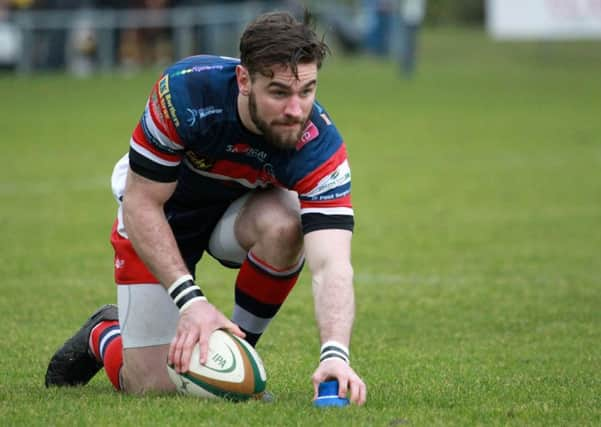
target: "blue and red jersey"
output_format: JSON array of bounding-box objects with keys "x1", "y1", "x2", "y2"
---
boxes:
[{"x1": 129, "y1": 55, "x2": 353, "y2": 233}]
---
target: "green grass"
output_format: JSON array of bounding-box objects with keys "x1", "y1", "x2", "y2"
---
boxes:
[{"x1": 1, "y1": 27, "x2": 600, "y2": 425}]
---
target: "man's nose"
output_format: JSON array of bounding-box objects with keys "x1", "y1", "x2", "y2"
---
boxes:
[{"x1": 284, "y1": 96, "x2": 303, "y2": 118}]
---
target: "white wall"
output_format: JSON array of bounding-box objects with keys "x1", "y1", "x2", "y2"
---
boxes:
[
  {"x1": 486, "y1": 0, "x2": 601, "y2": 40},
  {"x1": 0, "y1": 22, "x2": 21, "y2": 65}
]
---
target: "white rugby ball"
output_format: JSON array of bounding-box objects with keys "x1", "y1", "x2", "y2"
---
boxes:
[{"x1": 167, "y1": 329, "x2": 267, "y2": 401}]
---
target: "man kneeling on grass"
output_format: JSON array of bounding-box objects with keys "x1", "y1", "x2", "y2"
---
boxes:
[{"x1": 45, "y1": 10, "x2": 366, "y2": 405}]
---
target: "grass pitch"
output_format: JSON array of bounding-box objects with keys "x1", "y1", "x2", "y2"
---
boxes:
[{"x1": 1, "y1": 28, "x2": 600, "y2": 426}]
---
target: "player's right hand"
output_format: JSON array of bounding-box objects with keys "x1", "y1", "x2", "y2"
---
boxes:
[
  {"x1": 311, "y1": 358, "x2": 367, "y2": 405},
  {"x1": 168, "y1": 299, "x2": 245, "y2": 373}
]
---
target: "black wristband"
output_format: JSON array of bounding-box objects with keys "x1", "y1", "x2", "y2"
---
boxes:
[
  {"x1": 167, "y1": 275, "x2": 206, "y2": 312},
  {"x1": 320, "y1": 341, "x2": 350, "y2": 364}
]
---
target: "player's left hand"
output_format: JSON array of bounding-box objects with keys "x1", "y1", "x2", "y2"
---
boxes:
[
  {"x1": 168, "y1": 299, "x2": 244, "y2": 374},
  {"x1": 311, "y1": 358, "x2": 367, "y2": 405}
]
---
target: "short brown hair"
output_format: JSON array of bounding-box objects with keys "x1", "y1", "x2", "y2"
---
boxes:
[{"x1": 239, "y1": 11, "x2": 329, "y2": 79}]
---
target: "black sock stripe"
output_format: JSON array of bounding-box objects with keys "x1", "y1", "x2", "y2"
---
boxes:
[
  {"x1": 235, "y1": 288, "x2": 281, "y2": 318},
  {"x1": 238, "y1": 327, "x2": 260, "y2": 347}
]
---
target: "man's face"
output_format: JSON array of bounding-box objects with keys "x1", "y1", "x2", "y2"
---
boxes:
[{"x1": 246, "y1": 63, "x2": 318, "y2": 149}]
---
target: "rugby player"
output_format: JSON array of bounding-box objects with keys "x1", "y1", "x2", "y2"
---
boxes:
[{"x1": 45, "y1": 10, "x2": 366, "y2": 405}]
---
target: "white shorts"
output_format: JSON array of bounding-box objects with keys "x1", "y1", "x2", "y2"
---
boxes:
[{"x1": 118, "y1": 284, "x2": 178, "y2": 348}]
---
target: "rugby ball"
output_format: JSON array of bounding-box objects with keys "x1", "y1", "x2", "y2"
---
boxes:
[{"x1": 167, "y1": 329, "x2": 267, "y2": 401}]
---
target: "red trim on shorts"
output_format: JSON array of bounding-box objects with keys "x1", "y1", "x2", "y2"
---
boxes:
[{"x1": 110, "y1": 220, "x2": 160, "y2": 285}]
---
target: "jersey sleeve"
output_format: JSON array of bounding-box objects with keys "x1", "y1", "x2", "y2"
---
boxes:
[
  {"x1": 129, "y1": 74, "x2": 187, "y2": 182},
  {"x1": 292, "y1": 126, "x2": 354, "y2": 234}
]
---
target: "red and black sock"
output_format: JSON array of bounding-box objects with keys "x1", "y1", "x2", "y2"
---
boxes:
[
  {"x1": 89, "y1": 320, "x2": 123, "y2": 390},
  {"x1": 232, "y1": 251, "x2": 304, "y2": 346}
]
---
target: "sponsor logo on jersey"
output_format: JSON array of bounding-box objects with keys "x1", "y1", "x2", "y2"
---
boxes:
[
  {"x1": 304, "y1": 160, "x2": 351, "y2": 198},
  {"x1": 186, "y1": 107, "x2": 223, "y2": 126},
  {"x1": 171, "y1": 65, "x2": 225, "y2": 77},
  {"x1": 312, "y1": 102, "x2": 332, "y2": 125},
  {"x1": 226, "y1": 143, "x2": 268, "y2": 162},
  {"x1": 296, "y1": 121, "x2": 319, "y2": 151},
  {"x1": 155, "y1": 84, "x2": 172, "y2": 128},
  {"x1": 310, "y1": 188, "x2": 351, "y2": 201},
  {"x1": 186, "y1": 151, "x2": 215, "y2": 170},
  {"x1": 115, "y1": 258, "x2": 125, "y2": 269},
  {"x1": 320, "y1": 113, "x2": 332, "y2": 126},
  {"x1": 158, "y1": 75, "x2": 170, "y2": 96},
  {"x1": 260, "y1": 163, "x2": 276, "y2": 184},
  {"x1": 149, "y1": 91, "x2": 168, "y2": 128},
  {"x1": 158, "y1": 75, "x2": 180, "y2": 127}
]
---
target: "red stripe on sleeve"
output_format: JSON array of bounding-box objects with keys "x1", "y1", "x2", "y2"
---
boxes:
[
  {"x1": 293, "y1": 144, "x2": 348, "y2": 195},
  {"x1": 131, "y1": 122, "x2": 182, "y2": 163}
]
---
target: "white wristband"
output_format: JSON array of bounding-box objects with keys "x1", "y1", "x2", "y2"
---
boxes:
[
  {"x1": 179, "y1": 295, "x2": 207, "y2": 313},
  {"x1": 320, "y1": 340, "x2": 350, "y2": 364}
]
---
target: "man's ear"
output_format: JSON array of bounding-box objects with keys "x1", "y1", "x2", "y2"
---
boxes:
[{"x1": 236, "y1": 65, "x2": 251, "y2": 96}]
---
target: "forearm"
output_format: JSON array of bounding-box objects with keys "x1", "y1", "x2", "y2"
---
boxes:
[
  {"x1": 312, "y1": 262, "x2": 355, "y2": 347},
  {"x1": 123, "y1": 204, "x2": 189, "y2": 288},
  {"x1": 310, "y1": 261, "x2": 366, "y2": 406},
  {"x1": 122, "y1": 171, "x2": 188, "y2": 288}
]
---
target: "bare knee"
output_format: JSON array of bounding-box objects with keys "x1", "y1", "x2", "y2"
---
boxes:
[
  {"x1": 261, "y1": 213, "x2": 302, "y2": 253},
  {"x1": 236, "y1": 189, "x2": 303, "y2": 267},
  {"x1": 253, "y1": 202, "x2": 303, "y2": 266},
  {"x1": 121, "y1": 346, "x2": 176, "y2": 394}
]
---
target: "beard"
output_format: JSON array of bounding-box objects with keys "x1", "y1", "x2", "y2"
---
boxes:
[{"x1": 248, "y1": 91, "x2": 308, "y2": 150}]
